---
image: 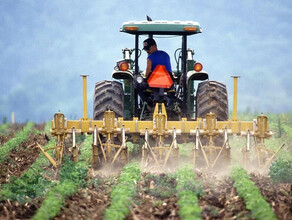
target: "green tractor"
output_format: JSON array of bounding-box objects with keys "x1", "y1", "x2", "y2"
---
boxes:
[
  {"x1": 93, "y1": 19, "x2": 229, "y2": 123},
  {"x1": 91, "y1": 19, "x2": 231, "y2": 168},
  {"x1": 42, "y1": 19, "x2": 274, "y2": 170}
]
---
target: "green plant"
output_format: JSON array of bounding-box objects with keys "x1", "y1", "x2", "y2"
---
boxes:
[
  {"x1": 104, "y1": 161, "x2": 141, "y2": 220},
  {"x1": 176, "y1": 164, "x2": 202, "y2": 220},
  {"x1": 231, "y1": 166, "x2": 277, "y2": 220},
  {"x1": 144, "y1": 173, "x2": 176, "y2": 199},
  {"x1": 0, "y1": 139, "x2": 56, "y2": 203},
  {"x1": 178, "y1": 143, "x2": 193, "y2": 157},
  {"x1": 44, "y1": 121, "x2": 52, "y2": 135},
  {"x1": 0, "y1": 123, "x2": 9, "y2": 134},
  {"x1": 32, "y1": 135, "x2": 92, "y2": 220},
  {"x1": 269, "y1": 158, "x2": 292, "y2": 183},
  {"x1": 0, "y1": 121, "x2": 34, "y2": 163}
]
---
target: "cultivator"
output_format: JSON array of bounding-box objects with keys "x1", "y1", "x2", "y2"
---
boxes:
[{"x1": 38, "y1": 75, "x2": 280, "y2": 170}]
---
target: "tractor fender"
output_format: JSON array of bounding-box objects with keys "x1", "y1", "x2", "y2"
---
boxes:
[
  {"x1": 112, "y1": 70, "x2": 134, "y2": 80},
  {"x1": 187, "y1": 70, "x2": 208, "y2": 83}
]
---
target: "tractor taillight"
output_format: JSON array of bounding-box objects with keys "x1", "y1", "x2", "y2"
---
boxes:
[
  {"x1": 184, "y1": 26, "x2": 197, "y2": 32},
  {"x1": 194, "y1": 62, "x2": 203, "y2": 72},
  {"x1": 119, "y1": 62, "x2": 129, "y2": 71},
  {"x1": 125, "y1": 26, "x2": 138, "y2": 31}
]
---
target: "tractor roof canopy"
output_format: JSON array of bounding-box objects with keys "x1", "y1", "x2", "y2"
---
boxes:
[{"x1": 120, "y1": 20, "x2": 202, "y2": 35}]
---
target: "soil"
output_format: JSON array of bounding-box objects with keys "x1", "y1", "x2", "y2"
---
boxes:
[
  {"x1": 0, "y1": 125, "x2": 291, "y2": 219},
  {"x1": 0, "y1": 133, "x2": 48, "y2": 184},
  {"x1": 0, "y1": 199, "x2": 42, "y2": 220}
]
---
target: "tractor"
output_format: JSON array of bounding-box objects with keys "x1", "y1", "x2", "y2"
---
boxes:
[{"x1": 39, "y1": 19, "x2": 282, "y2": 170}]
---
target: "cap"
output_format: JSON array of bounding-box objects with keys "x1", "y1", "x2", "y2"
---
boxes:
[{"x1": 143, "y1": 38, "x2": 156, "y2": 50}]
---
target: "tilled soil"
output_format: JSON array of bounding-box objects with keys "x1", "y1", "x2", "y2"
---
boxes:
[
  {"x1": 0, "y1": 133, "x2": 48, "y2": 184},
  {"x1": 54, "y1": 172, "x2": 118, "y2": 220},
  {"x1": 0, "y1": 198, "x2": 42, "y2": 220},
  {"x1": 0, "y1": 133, "x2": 15, "y2": 145},
  {"x1": 197, "y1": 171, "x2": 253, "y2": 219},
  {"x1": 251, "y1": 174, "x2": 292, "y2": 220},
  {"x1": 127, "y1": 173, "x2": 180, "y2": 220},
  {"x1": 0, "y1": 127, "x2": 292, "y2": 219}
]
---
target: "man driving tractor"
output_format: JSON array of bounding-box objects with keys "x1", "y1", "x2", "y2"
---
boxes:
[{"x1": 135, "y1": 38, "x2": 174, "y2": 105}]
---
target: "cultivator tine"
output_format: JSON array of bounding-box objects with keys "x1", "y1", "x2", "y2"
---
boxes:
[
  {"x1": 142, "y1": 128, "x2": 148, "y2": 165},
  {"x1": 145, "y1": 140, "x2": 161, "y2": 169},
  {"x1": 111, "y1": 126, "x2": 128, "y2": 165},
  {"x1": 224, "y1": 127, "x2": 230, "y2": 149},
  {"x1": 92, "y1": 126, "x2": 100, "y2": 166},
  {"x1": 262, "y1": 144, "x2": 285, "y2": 170},
  {"x1": 163, "y1": 129, "x2": 177, "y2": 169},
  {"x1": 36, "y1": 142, "x2": 57, "y2": 168},
  {"x1": 72, "y1": 127, "x2": 78, "y2": 162},
  {"x1": 211, "y1": 138, "x2": 229, "y2": 168},
  {"x1": 97, "y1": 130, "x2": 107, "y2": 163},
  {"x1": 199, "y1": 137, "x2": 210, "y2": 167}
]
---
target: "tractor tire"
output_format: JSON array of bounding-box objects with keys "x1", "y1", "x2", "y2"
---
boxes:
[
  {"x1": 93, "y1": 80, "x2": 124, "y2": 120},
  {"x1": 196, "y1": 81, "x2": 228, "y2": 121},
  {"x1": 195, "y1": 81, "x2": 230, "y2": 169}
]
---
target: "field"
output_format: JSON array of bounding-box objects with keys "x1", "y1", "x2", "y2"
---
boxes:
[{"x1": 0, "y1": 112, "x2": 292, "y2": 220}]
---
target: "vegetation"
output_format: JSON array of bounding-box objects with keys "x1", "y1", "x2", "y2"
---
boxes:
[
  {"x1": 0, "y1": 123, "x2": 9, "y2": 134},
  {"x1": 32, "y1": 135, "x2": 92, "y2": 220},
  {"x1": 0, "y1": 139, "x2": 56, "y2": 203},
  {"x1": 231, "y1": 166, "x2": 277, "y2": 220},
  {"x1": 269, "y1": 158, "x2": 292, "y2": 183},
  {"x1": 0, "y1": 121, "x2": 34, "y2": 163},
  {"x1": 176, "y1": 164, "x2": 202, "y2": 220},
  {"x1": 143, "y1": 173, "x2": 176, "y2": 199},
  {"x1": 44, "y1": 121, "x2": 52, "y2": 135},
  {"x1": 104, "y1": 161, "x2": 141, "y2": 220}
]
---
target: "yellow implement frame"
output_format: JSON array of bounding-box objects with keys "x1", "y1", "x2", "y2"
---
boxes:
[{"x1": 39, "y1": 75, "x2": 279, "y2": 169}]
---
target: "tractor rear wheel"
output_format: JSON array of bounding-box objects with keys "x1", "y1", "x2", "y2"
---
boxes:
[
  {"x1": 196, "y1": 81, "x2": 228, "y2": 121},
  {"x1": 93, "y1": 80, "x2": 124, "y2": 120},
  {"x1": 93, "y1": 80, "x2": 124, "y2": 168},
  {"x1": 195, "y1": 81, "x2": 229, "y2": 169}
]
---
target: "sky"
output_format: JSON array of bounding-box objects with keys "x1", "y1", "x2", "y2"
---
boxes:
[{"x1": 0, "y1": 0, "x2": 291, "y2": 123}]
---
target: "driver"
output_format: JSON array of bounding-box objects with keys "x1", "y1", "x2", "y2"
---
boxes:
[
  {"x1": 143, "y1": 38, "x2": 172, "y2": 78},
  {"x1": 134, "y1": 38, "x2": 173, "y2": 104}
]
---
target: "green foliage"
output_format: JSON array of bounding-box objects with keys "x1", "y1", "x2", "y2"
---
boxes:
[
  {"x1": 269, "y1": 158, "x2": 292, "y2": 183},
  {"x1": 231, "y1": 166, "x2": 277, "y2": 220},
  {"x1": 59, "y1": 157, "x2": 88, "y2": 187},
  {"x1": 178, "y1": 142, "x2": 193, "y2": 157},
  {"x1": 104, "y1": 161, "x2": 141, "y2": 220},
  {"x1": 0, "y1": 121, "x2": 34, "y2": 163},
  {"x1": 44, "y1": 121, "x2": 52, "y2": 135},
  {"x1": 0, "y1": 123, "x2": 9, "y2": 134},
  {"x1": 144, "y1": 173, "x2": 176, "y2": 199},
  {"x1": 127, "y1": 141, "x2": 141, "y2": 155},
  {"x1": 0, "y1": 139, "x2": 56, "y2": 203},
  {"x1": 32, "y1": 135, "x2": 91, "y2": 220},
  {"x1": 32, "y1": 179, "x2": 78, "y2": 220},
  {"x1": 176, "y1": 164, "x2": 202, "y2": 220}
]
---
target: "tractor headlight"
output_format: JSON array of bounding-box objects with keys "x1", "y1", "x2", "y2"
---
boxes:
[{"x1": 136, "y1": 75, "x2": 143, "y2": 84}]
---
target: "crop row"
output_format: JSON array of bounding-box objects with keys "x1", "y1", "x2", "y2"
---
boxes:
[
  {"x1": 0, "y1": 138, "x2": 56, "y2": 203},
  {"x1": 105, "y1": 161, "x2": 141, "y2": 220},
  {"x1": 0, "y1": 123, "x2": 9, "y2": 134},
  {"x1": 0, "y1": 122, "x2": 34, "y2": 163},
  {"x1": 231, "y1": 166, "x2": 277, "y2": 220},
  {"x1": 32, "y1": 134, "x2": 92, "y2": 220},
  {"x1": 176, "y1": 164, "x2": 202, "y2": 220}
]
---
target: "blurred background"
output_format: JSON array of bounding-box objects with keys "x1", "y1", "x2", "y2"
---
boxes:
[{"x1": 0, "y1": 0, "x2": 291, "y2": 123}]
